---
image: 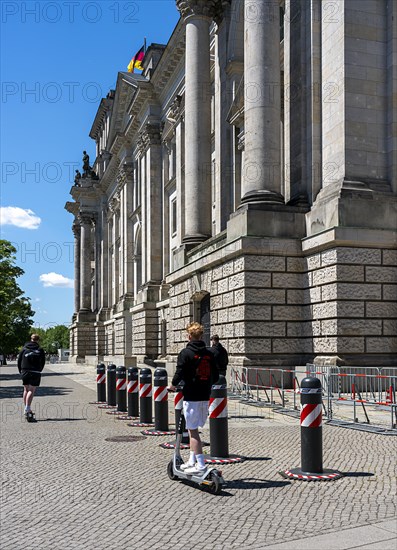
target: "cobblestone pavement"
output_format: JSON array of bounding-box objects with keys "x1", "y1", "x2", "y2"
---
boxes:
[{"x1": 1, "y1": 363, "x2": 396, "y2": 550}]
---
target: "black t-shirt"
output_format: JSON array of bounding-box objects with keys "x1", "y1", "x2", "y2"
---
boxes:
[{"x1": 211, "y1": 342, "x2": 229, "y2": 373}]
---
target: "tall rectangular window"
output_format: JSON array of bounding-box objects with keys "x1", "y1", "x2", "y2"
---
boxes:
[{"x1": 171, "y1": 199, "x2": 177, "y2": 236}]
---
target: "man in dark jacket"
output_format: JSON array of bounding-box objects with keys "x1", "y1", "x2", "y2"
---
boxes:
[
  {"x1": 210, "y1": 334, "x2": 229, "y2": 376},
  {"x1": 169, "y1": 322, "x2": 219, "y2": 474},
  {"x1": 17, "y1": 334, "x2": 45, "y2": 422}
]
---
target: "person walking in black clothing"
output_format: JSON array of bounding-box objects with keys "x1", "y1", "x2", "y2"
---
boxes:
[
  {"x1": 17, "y1": 334, "x2": 46, "y2": 422},
  {"x1": 169, "y1": 322, "x2": 219, "y2": 474},
  {"x1": 210, "y1": 334, "x2": 229, "y2": 376}
]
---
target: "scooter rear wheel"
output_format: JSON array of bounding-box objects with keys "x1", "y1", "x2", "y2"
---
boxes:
[{"x1": 167, "y1": 460, "x2": 177, "y2": 481}]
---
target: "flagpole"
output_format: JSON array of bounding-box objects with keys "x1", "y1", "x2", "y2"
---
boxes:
[{"x1": 144, "y1": 37, "x2": 147, "y2": 53}]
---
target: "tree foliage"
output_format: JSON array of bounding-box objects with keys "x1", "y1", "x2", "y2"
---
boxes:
[
  {"x1": 0, "y1": 240, "x2": 35, "y2": 354},
  {"x1": 35, "y1": 325, "x2": 70, "y2": 353}
]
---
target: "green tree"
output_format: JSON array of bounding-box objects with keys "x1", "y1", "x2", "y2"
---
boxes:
[
  {"x1": 41, "y1": 325, "x2": 70, "y2": 353},
  {"x1": 0, "y1": 240, "x2": 35, "y2": 354}
]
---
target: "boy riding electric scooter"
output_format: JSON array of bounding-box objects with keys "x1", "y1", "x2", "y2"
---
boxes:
[{"x1": 167, "y1": 322, "x2": 225, "y2": 494}]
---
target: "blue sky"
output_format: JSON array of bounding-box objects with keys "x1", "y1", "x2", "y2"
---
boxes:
[{"x1": 1, "y1": 0, "x2": 179, "y2": 329}]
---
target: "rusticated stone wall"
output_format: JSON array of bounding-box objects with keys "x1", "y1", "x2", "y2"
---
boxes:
[{"x1": 167, "y1": 243, "x2": 397, "y2": 367}]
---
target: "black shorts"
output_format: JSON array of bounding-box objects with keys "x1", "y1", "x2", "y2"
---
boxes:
[{"x1": 21, "y1": 372, "x2": 41, "y2": 387}]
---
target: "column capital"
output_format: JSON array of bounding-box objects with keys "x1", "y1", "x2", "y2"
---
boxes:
[
  {"x1": 213, "y1": 0, "x2": 231, "y2": 25},
  {"x1": 79, "y1": 212, "x2": 96, "y2": 226},
  {"x1": 138, "y1": 120, "x2": 162, "y2": 153},
  {"x1": 176, "y1": 0, "x2": 219, "y2": 19}
]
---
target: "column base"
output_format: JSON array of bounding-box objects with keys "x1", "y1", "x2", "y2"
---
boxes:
[
  {"x1": 240, "y1": 189, "x2": 285, "y2": 205},
  {"x1": 227, "y1": 201, "x2": 308, "y2": 241},
  {"x1": 182, "y1": 233, "x2": 211, "y2": 246}
]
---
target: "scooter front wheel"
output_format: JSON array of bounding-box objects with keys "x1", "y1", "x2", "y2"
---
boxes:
[
  {"x1": 208, "y1": 472, "x2": 222, "y2": 495},
  {"x1": 167, "y1": 460, "x2": 177, "y2": 481}
]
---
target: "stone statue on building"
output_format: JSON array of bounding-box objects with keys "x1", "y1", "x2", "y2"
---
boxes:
[
  {"x1": 74, "y1": 170, "x2": 82, "y2": 186},
  {"x1": 82, "y1": 151, "x2": 91, "y2": 176}
]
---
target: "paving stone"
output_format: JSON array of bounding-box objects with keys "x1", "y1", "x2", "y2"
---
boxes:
[{"x1": 0, "y1": 363, "x2": 396, "y2": 550}]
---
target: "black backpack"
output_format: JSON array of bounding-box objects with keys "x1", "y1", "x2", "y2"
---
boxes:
[{"x1": 24, "y1": 349, "x2": 42, "y2": 369}]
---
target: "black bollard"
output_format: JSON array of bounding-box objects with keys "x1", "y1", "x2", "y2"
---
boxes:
[
  {"x1": 209, "y1": 375, "x2": 229, "y2": 458},
  {"x1": 174, "y1": 386, "x2": 189, "y2": 445},
  {"x1": 153, "y1": 368, "x2": 169, "y2": 431},
  {"x1": 107, "y1": 364, "x2": 117, "y2": 406},
  {"x1": 139, "y1": 368, "x2": 152, "y2": 423},
  {"x1": 127, "y1": 367, "x2": 139, "y2": 417},
  {"x1": 301, "y1": 377, "x2": 322, "y2": 473},
  {"x1": 116, "y1": 366, "x2": 127, "y2": 412},
  {"x1": 161, "y1": 385, "x2": 189, "y2": 448},
  {"x1": 96, "y1": 363, "x2": 106, "y2": 403},
  {"x1": 279, "y1": 377, "x2": 343, "y2": 481}
]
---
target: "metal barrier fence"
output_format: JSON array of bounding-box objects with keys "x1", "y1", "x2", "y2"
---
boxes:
[{"x1": 229, "y1": 365, "x2": 397, "y2": 432}]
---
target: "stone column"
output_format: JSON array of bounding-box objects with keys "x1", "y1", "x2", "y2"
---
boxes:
[
  {"x1": 100, "y1": 202, "x2": 109, "y2": 309},
  {"x1": 92, "y1": 213, "x2": 99, "y2": 311},
  {"x1": 242, "y1": 0, "x2": 283, "y2": 204},
  {"x1": 122, "y1": 161, "x2": 134, "y2": 296},
  {"x1": 72, "y1": 222, "x2": 81, "y2": 313},
  {"x1": 143, "y1": 121, "x2": 163, "y2": 283},
  {"x1": 79, "y1": 213, "x2": 93, "y2": 311},
  {"x1": 177, "y1": 0, "x2": 217, "y2": 244}
]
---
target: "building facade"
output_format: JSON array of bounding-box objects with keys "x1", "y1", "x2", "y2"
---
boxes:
[{"x1": 66, "y1": 0, "x2": 397, "y2": 370}]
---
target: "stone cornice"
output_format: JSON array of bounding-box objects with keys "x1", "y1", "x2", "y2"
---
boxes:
[
  {"x1": 65, "y1": 201, "x2": 79, "y2": 217},
  {"x1": 72, "y1": 222, "x2": 81, "y2": 237},
  {"x1": 150, "y1": 21, "x2": 185, "y2": 97},
  {"x1": 176, "y1": 0, "x2": 219, "y2": 19},
  {"x1": 89, "y1": 94, "x2": 114, "y2": 140}
]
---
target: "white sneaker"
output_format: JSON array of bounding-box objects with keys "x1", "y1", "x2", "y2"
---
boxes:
[
  {"x1": 180, "y1": 462, "x2": 196, "y2": 471},
  {"x1": 183, "y1": 464, "x2": 207, "y2": 475}
]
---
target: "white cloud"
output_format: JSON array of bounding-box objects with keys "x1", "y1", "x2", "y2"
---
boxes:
[
  {"x1": 0, "y1": 206, "x2": 41, "y2": 229},
  {"x1": 39, "y1": 272, "x2": 74, "y2": 288}
]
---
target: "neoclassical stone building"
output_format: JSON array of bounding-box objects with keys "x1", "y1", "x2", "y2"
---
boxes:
[{"x1": 66, "y1": 0, "x2": 397, "y2": 370}]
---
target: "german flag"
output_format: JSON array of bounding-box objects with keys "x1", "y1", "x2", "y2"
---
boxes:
[{"x1": 127, "y1": 45, "x2": 145, "y2": 73}]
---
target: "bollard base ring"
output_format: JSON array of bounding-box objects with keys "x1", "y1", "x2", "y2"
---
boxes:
[
  {"x1": 203, "y1": 454, "x2": 245, "y2": 465},
  {"x1": 106, "y1": 410, "x2": 127, "y2": 416},
  {"x1": 127, "y1": 422, "x2": 155, "y2": 427},
  {"x1": 89, "y1": 401, "x2": 107, "y2": 405},
  {"x1": 160, "y1": 441, "x2": 190, "y2": 449},
  {"x1": 279, "y1": 468, "x2": 343, "y2": 481},
  {"x1": 116, "y1": 415, "x2": 139, "y2": 420},
  {"x1": 142, "y1": 429, "x2": 176, "y2": 436},
  {"x1": 98, "y1": 404, "x2": 117, "y2": 409}
]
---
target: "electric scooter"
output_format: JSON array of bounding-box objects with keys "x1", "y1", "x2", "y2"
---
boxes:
[{"x1": 167, "y1": 396, "x2": 225, "y2": 495}]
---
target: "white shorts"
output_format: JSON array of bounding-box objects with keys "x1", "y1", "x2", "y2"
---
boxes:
[{"x1": 183, "y1": 401, "x2": 209, "y2": 430}]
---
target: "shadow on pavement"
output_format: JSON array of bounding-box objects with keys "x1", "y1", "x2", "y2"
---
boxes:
[
  {"x1": 0, "y1": 386, "x2": 73, "y2": 400},
  {"x1": 0, "y1": 371, "x2": 84, "y2": 383},
  {"x1": 241, "y1": 456, "x2": 272, "y2": 462},
  {"x1": 341, "y1": 472, "x2": 375, "y2": 478},
  {"x1": 225, "y1": 478, "x2": 291, "y2": 490},
  {"x1": 40, "y1": 418, "x2": 86, "y2": 422}
]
